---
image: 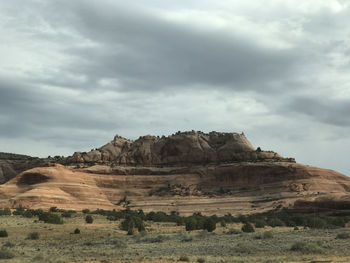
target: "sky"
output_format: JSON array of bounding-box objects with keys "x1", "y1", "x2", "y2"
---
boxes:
[{"x1": 0, "y1": 0, "x2": 350, "y2": 175}]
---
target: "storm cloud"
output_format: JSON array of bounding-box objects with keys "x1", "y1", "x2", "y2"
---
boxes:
[{"x1": 1, "y1": 0, "x2": 350, "y2": 175}]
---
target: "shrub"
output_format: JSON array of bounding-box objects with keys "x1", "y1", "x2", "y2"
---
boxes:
[
  {"x1": 110, "y1": 239, "x2": 127, "y2": 248},
  {"x1": 143, "y1": 235, "x2": 167, "y2": 243},
  {"x1": 61, "y1": 211, "x2": 72, "y2": 218},
  {"x1": 74, "y1": 228, "x2": 80, "y2": 234},
  {"x1": 294, "y1": 226, "x2": 299, "y2": 231},
  {"x1": 120, "y1": 216, "x2": 145, "y2": 234},
  {"x1": 336, "y1": 232, "x2": 350, "y2": 239},
  {"x1": 226, "y1": 228, "x2": 241, "y2": 235},
  {"x1": 220, "y1": 220, "x2": 226, "y2": 227},
  {"x1": 241, "y1": 223, "x2": 255, "y2": 233},
  {"x1": 185, "y1": 218, "x2": 197, "y2": 231},
  {"x1": 27, "y1": 232, "x2": 39, "y2": 240},
  {"x1": 38, "y1": 212, "x2": 63, "y2": 224},
  {"x1": 0, "y1": 230, "x2": 8, "y2": 238},
  {"x1": 254, "y1": 219, "x2": 266, "y2": 228},
  {"x1": 180, "y1": 233, "x2": 193, "y2": 242},
  {"x1": 85, "y1": 215, "x2": 93, "y2": 224},
  {"x1": 234, "y1": 243, "x2": 254, "y2": 254},
  {"x1": 197, "y1": 258, "x2": 205, "y2": 263},
  {"x1": 0, "y1": 249, "x2": 14, "y2": 259},
  {"x1": 49, "y1": 207, "x2": 58, "y2": 212},
  {"x1": 12, "y1": 206, "x2": 25, "y2": 216},
  {"x1": 0, "y1": 208, "x2": 11, "y2": 216},
  {"x1": 267, "y1": 218, "x2": 285, "y2": 227},
  {"x1": 255, "y1": 231, "x2": 273, "y2": 240},
  {"x1": 307, "y1": 217, "x2": 327, "y2": 229},
  {"x1": 263, "y1": 231, "x2": 273, "y2": 239},
  {"x1": 2, "y1": 242, "x2": 14, "y2": 248},
  {"x1": 179, "y1": 256, "x2": 190, "y2": 262},
  {"x1": 203, "y1": 218, "x2": 216, "y2": 232},
  {"x1": 82, "y1": 209, "x2": 90, "y2": 214},
  {"x1": 22, "y1": 210, "x2": 34, "y2": 218},
  {"x1": 290, "y1": 241, "x2": 322, "y2": 254}
]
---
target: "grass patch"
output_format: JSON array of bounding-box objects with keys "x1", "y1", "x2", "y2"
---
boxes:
[
  {"x1": 336, "y1": 232, "x2": 350, "y2": 239},
  {"x1": 0, "y1": 249, "x2": 14, "y2": 259},
  {"x1": 290, "y1": 241, "x2": 323, "y2": 254},
  {"x1": 27, "y1": 232, "x2": 39, "y2": 240}
]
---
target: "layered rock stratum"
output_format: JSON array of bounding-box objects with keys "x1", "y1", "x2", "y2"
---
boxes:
[{"x1": 0, "y1": 131, "x2": 349, "y2": 215}]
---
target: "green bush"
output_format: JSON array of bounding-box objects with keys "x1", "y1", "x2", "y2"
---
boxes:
[
  {"x1": 254, "y1": 219, "x2": 266, "y2": 228},
  {"x1": 110, "y1": 239, "x2": 127, "y2": 248},
  {"x1": 336, "y1": 232, "x2": 350, "y2": 239},
  {"x1": 180, "y1": 233, "x2": 193, "y2": 242},
  {"x1": 241, "y1": 223, "x2": 255, "y2": 233},
  {"x1": 185, "y1": 218, "x2": 197, "y2": 231},
  {"x1": 85, "y1": 215, "x2": 93, "y2": 224},
  {"x1": 255, "y1": 231, "x2": 273, "y2": 239},
  {"x1": 290, "y1": 241, "x2": 322, "y2": 254},
  {"x1": 22, "y1": 210, "x2": 34, "y2": 218},
  {"x1": 203, "y1": 218, "x2": 216, "y2": 232},
  {"x1": 12, "y1": 206, "x2": 25, "y2": 216},
  {"x1": 82, "y1": 209, "x2": 90, "y2": 214},
  {"x1": 0, "y1": 230, "x2": 8, "y2": 238},
  {"x1": 234, "y1": 243, "x2": 254, "y2": 254},
  {"x1": 307, "y1": 217, "x2": 327, "y2": 229},
  {"x1": 27, "y1": 232, "x2": 39, "y2": 240},
  {"x1": 0, "y1": 249, "x2": 14, "y2": 259},
  {"x1": 120, "y1": 216, "x2": 145, "y2": 234},
  {"x1": 179, "y1": 256, "x2": 190, "y2": 262},
  {"x1": 38, "y1": 212, "x2": 63, "y2": 224},
  {"x1": 226, "y1": 228, "x2": 241, "y2": 235},
  {"x1": 142, "y1": 235, "x2": 167, "y2": 243},
  {"x1": 220, "y1": 221, "x2": 226, "y2": 227},
  {"x1": 267, "y1": 218, "x2": 285, "y2": 227},
  {"x1": 61, "y1": 211, "x2": 72, "y2": 218},
  {"x1": 2, "y1": 242, "x2": 14, "y2": 248},
  {"x1": 49, "y1": 207, "x2": 58, "y2": 212},
  {"x1": 74, "y1": 228, "x2": 80, "y2": 234},
  {"x1": 0, "y1": 208, "x2": 11, "y2": 216}
]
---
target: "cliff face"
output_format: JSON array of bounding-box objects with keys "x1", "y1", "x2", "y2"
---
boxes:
[{"x1": 67, "y1": 131, "x2": 293, "y2": 166}]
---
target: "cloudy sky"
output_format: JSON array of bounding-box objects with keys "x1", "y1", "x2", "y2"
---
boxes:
[{"x1": 0, "y1": 0, "x2": 349, "y2": 175}]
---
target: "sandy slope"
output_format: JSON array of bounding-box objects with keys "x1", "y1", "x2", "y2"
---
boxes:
[{"x1": 1, "y1": 162, "x2": 349, "y2": 215}]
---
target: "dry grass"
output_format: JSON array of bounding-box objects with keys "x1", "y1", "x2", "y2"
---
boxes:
[{"x1": 0, "y1": 214, "x2": 349, "y2": 262}]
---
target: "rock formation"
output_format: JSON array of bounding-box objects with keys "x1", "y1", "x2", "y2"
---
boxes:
[
  {"x1": 0, "y1": 152, "x2": 49, "y2": 184},
  {"x1": 67, "y1": 131, "x2": 294, "y2": 166},
  {"x1": 0, "y1": 131, "x2": 349, "y2": 215}
]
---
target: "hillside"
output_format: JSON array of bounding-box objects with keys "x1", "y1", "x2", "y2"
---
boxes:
[{"x1": 0, "y1": 131, "x2": 349, "y2": 215}]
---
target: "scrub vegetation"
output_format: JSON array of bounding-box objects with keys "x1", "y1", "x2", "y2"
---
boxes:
[{"x1": 0, "y1": 206, "x2": 349, "y2": 262}]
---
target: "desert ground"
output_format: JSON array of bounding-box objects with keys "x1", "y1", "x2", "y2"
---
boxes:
[{"x1": 0, "y1": 212, "x2": 350, "y2": 263}]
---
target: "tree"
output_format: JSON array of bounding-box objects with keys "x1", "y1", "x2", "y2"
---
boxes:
[
  {"x1": 203, "y1": 218, "x2": 216, "y2": 232},
  {"x1": 185, "y1": 218, "x2": 197, "y2": 231},
  {"x1": 85, "y1": 215, "x2": 93, "y2": 224},
  {"x1": 241, "y1": 222, "x2": 255, "y2": 233}
]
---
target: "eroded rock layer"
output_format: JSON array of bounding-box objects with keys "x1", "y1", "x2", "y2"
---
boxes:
[
  {"x1": 0, "y1": 131, "x2": 349, "y2": 215},
  {"x1": 67, "y1": 131, "x2": 294, "y2": 166}
]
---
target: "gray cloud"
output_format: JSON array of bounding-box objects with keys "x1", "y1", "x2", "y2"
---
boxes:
[{"x1": 0, "y1": 0, "x2": 350, "y2": 175}]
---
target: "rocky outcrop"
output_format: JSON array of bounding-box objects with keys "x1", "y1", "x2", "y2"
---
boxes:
[
  {"x1": 67, "y1": 131, "x2": 294, "y2": 166},
  {"x1": 0, "y1": 152, "x2": 49, "y2": 184},
  {"x1": 0, "y1": 131, "x2": 348, "y2": 215},
  {"x1": 0, "y1": 162, "x2": 349, "y2": 215}
]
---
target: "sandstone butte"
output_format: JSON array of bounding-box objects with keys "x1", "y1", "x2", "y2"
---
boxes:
[{"x1": 1, "y1": 131, "x2": 350, "y2": 216}]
